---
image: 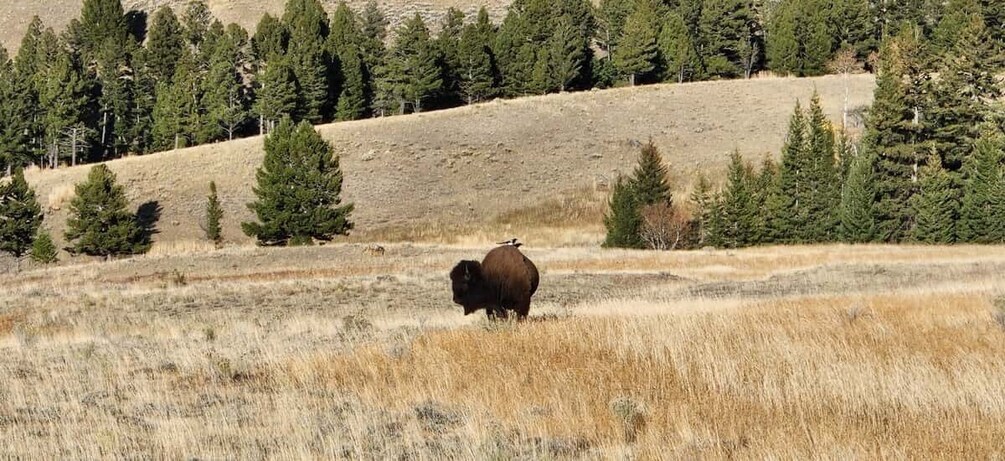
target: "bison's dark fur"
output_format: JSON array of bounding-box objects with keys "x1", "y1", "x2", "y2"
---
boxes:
[{"x1": 450, "y1": 245, "x2": 540, "y2": 319}]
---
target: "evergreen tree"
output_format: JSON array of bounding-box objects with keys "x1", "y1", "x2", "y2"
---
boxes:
[
  {"x1": 328, "y1": 1, "x2": 361, "y2": 59},
  {"x1": 912, "y1": 154, "x2": 958, "y2": 243},
  {"x1": 932, "y1": 0, "x2": 982, "y2": 54},
  {"x1": 242, "y1": 118, "x2": 354, "y2": 245},
  {"x1": 839, "y1": 150, "x2": 877, "y2": 243},
  {"x1": 204, "y1": 181, "x2": 223, "y2": 245},
  {"x1": 719, "y1": 150, "x2": 758, "y2": 247},
  {"x1": 152, "y1": 50, "x2": 198, "y2": 150},
  {"x1": 78, "y1": 0, "x2": 127, "y2": 60},
  {"x1": 596, "y1": 0, "x2": 634, "y2": 59},
  {"x1": 0, "y1": 169, "x2": 43, "y2": 258},
  {"x1": 336, "y1": 46, "x2": 367, "y2": 121},
  {"x1": 64, "y1": 164, "x2": 149, "y2": 257},
  {"x1": 631, "y1": 140, "x2": 672, "y2": 206},
  {"x1": 690, "y1": 173, "x2": 715, "y2": 247},
  {"x1": 38, "y1": 47, "x2": 98, "y2": 168},
  {"x1": 95, "y1": 37, "x2": 135, "y2": 159},
  {"x1": 457, "y1": 13, "x2": 497, "y2": 104},
  {"x1": 697, "y1": 0, "x2": 759, "y2": 78},
  {"x1": 30, "y1": 229, "x2": 58, "y2": 264},
  {"x1": 549, "y1": 14, "x2": 587, "y2": 92},
  {"x1": 765, "y1": 102, "x2": 808, "y2": 243},
  {"x1": 13, "y1": 17, "x2": 46, "y2": 164},
  {"x1": 868, "y1": 28, "x2": 930, "y2": 242},
  {"x1": 803, "y1": 92, "x2": 840, "y2": 241},
  {"x1": 202, "y1": 31, "x2": 249, "y2": 141},
  {"x1": 829, "y1": 0, "x2": 876, "y2": 60},
  {"x1": 494, "y1": 10, "x2": 534, "y2": 96},
  {"x1": 929, "y1": 16, "x2": 1000, "y2": 177},
  {"x1": 659, "y1": 12, "x2": 700, "y2": 83},
  {"x1": 750, "y1": 155, "x2": 777, "y2": 243},
  {"x1": 254, "y1": 56, "x2": 298, "y2": 134},
  {"x1": 283, "y1": 0, "x2": 332, "y2": 122},
  {"x1": 378, "y1": 14, "x2": 443, "y2": 114},
  {"x1": 182, "y1": 0, "x2": 213, "y2": 53},
  {"x1": 146, "y1": 6, "x2": 186, "y2": 83},
  {"x1": 251, "y1": 14, "x2": 289, "y2": 62},
  {"x1": 766, "y1": 0, "x2": 831, "y2": 76},
  {"x1": 613, "y1": 3, "x2": 659, "y2": 85},
  {"x1": 437, "y1": 8, "x2": 466, "y2": 104},
  {"x1": 603, "y1": 176, "x2": 643, "y2": 248},
  {"x1": 958, "y1": 131, "x2": 1005, "y2": 243},
  {"x1": 0, "y1": 46, "x2": 32, "y2": 172}
]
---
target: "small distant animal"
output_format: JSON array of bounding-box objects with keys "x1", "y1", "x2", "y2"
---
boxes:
[
  {"x1": 450, "y1": 244, "x2": 539, "y2": 320},
  {"x1": 497, "y1": 238, "x2": 523, "y2": 248},
  {"x1": 363, "y1": 244, "x2": 385, "y2": 256}
]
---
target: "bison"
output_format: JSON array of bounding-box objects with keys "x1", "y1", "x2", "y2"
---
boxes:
[{"x1": 450, "y1": 244, "x2": 540, "y2": 320}]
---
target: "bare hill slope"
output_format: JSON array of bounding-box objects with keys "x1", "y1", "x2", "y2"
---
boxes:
[
  {"x1": 24, "y1": 74, "x2": 875, "y2": 249},
  {"x1": 2, "y1": 0, "x2": 510, "y2": 53}
]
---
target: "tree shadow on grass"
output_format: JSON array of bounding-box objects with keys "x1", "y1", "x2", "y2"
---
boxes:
[{"x1": 136, "y1": 201, "x2": 162, "y2": 250}]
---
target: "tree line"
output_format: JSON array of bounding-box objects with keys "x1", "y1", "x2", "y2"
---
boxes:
[
  {"x1": 0, "y1": 117, "x2": 353, "y2": 267},
  {"x1": 606, "y1": 12, "x2": 1005, "y2": 249},
  {"x1": 4, "y1": 0, "x2": 1003, "y2": 173}
]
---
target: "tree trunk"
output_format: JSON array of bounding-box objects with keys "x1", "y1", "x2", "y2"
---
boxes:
[
  {"x1": 71, "y1": 127, "x2": 78, "y2": 167},
  {"x1": 101, "y1": 111, "x2": 108, "y2": 151},
  {"x1": 260, "y1": 114, "x2": 265, "y2": 136},
  {"x1": 629, "y1": 73, "x2": 636, "y2": 86},
  {"x1": 174, "y1": 134, "x2": 180, "y2": 151}
]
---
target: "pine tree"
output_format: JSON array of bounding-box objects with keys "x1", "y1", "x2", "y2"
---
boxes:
[
  {"x1": 631, "y1": 140, "x2": 672, "y2": 206},
  {"x1": 202, "y1": 31, "x2": 249, "y2": 142},
  {"x1": 379, "y1": 14, "x2": 443, "y2": 114},
  {"x1": 958, "y1": 131, "x2": 1005, "y2": 243},
  {"x1": 719, "y1": 150, "x2": 758, "y2": 247},
  {"x1": 912, "y1": 155, "x2": 958, "y2": 243},
  {"x1": 95, "y1": 37, "x2": 135, "y2": 159},
  {"x1": 204, "y1": 181, "x2": 223, "y2": 245},
  {"x1": 336, "y1": 46, "x2": 367, "y2": 121},
  {"x1": 457, "y1": 13, "x2": 497, "y2": 104},
  {"x1": 146, "y1": 6, "x2": 186, "y2": 83},
  {"x1": 766, "y1": 0, "x2": 831, "y2": 76},
  {"x1": 13, "y1": 17, "x2": 46, "y2": 164},
  {"x1": 932, "y1": 0, "x2": 982, "y2": 54},
  {"x1": 0, "y1": 169, "x2": 43, "y2": 259},
  {"x1": 868, "y1": 28, "x2": 930, "y2": 242},
  {"x1": 803, "y1": 92, "x2": 840, "y2": 241},
  {"x1": 38, "y1": 46, "x2": 98, "y2": 168},
  {"x1": 78, "y1": 0, "x2": 127, "y2": 60},
  {"x1": 251, "y1": 14, "x2": 289, "y2": 62},
  {"x1": 839, "y1": 150, "x2": 877, "y2": 243},
  {"x1": 436, "y1": 8, "x2": 466, "y2": 105},
  {"x1": 603, "y1": 176, "x2": 643, "y2": 248},
  {"x1": 182, "y1": 0, "x2": 213, "y2": 53},
  {"x1": 30, "y1": 229, "x2": 58, "y2": 264},
  {"x1": 929, "y1": 16, "x2": 1000, "y2": 177},
  {"x1": 0, "y1": 46, "x2": 32, "y2": 172},
  {"x1": 549, "y1": 14, "x2": 587, "y2": 92},
  {"x1": 152, "y1": 50, "x2": 198, "y2": 150},
  {"x1": 254, "y1": 56, "x2": 298, "y2": 134},
  {"x1": 765, "y1": 102, "x2": 808, "y2": 243},
  {"x1": 690, "y1": 173, "x2": 715, "y2": 247},
  {"x1": 613, "y1": 4, "x2": 658, "y2": 85},
  {"x1": 829, "y1": 0, "x2": 876, "y2": 60},
  {"x1": 596, "y1": 0, "x2": 634, "y2": 59},
  {"x1": 283, "y1": 0, "x2": 332, "y2": 122},
  {"x1": 242, "y1": 118, "x2": 354, "y2": 245},
  {"x1": 493, "y1": 11, "x2": 534, "y2": 96},
  {"x1": 750, "y1": 155, "x2": 777, "y2": 243},
  {"x1": 659, "y1": 12, "x2": 700, "y2": 83},
  {"x1": 697, "y1": 0, "x2": 758, "y2": 78},
  {"x1": 328, "y1": 1, "x2": 361, "y2": 59},
  {"x1": 64, "y1": 164, "x2": 148, "y2": 257}
]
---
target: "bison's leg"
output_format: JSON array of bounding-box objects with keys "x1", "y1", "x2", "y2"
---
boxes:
[
  {"x1": 486, "y1": 307, "x2": 508, "y2": 321},
  {"x1": 515, "y1": 298, "x2": 530, "y2": 320}
]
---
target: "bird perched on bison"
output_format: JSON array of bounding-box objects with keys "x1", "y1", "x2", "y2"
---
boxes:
[{"x1": 450, "y1": 244, "x2": 539, "y2": 319}]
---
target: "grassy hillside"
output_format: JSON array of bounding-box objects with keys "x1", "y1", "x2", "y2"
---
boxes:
[
  {"x1": 1, "y1": 0, "x2": 510, "y2": 53},
  {"x1": 25, "y1": 74, "x2": 875, "y2": 251}
]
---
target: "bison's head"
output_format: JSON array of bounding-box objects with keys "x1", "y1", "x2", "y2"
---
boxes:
[{"x1": 450, "y1": 260, "x2": 484, "y2": 314}]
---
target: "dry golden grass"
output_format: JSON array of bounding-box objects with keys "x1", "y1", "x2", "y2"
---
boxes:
[{"x1": 1, "y1": 243, "x2": 1004, "y2": 458}]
